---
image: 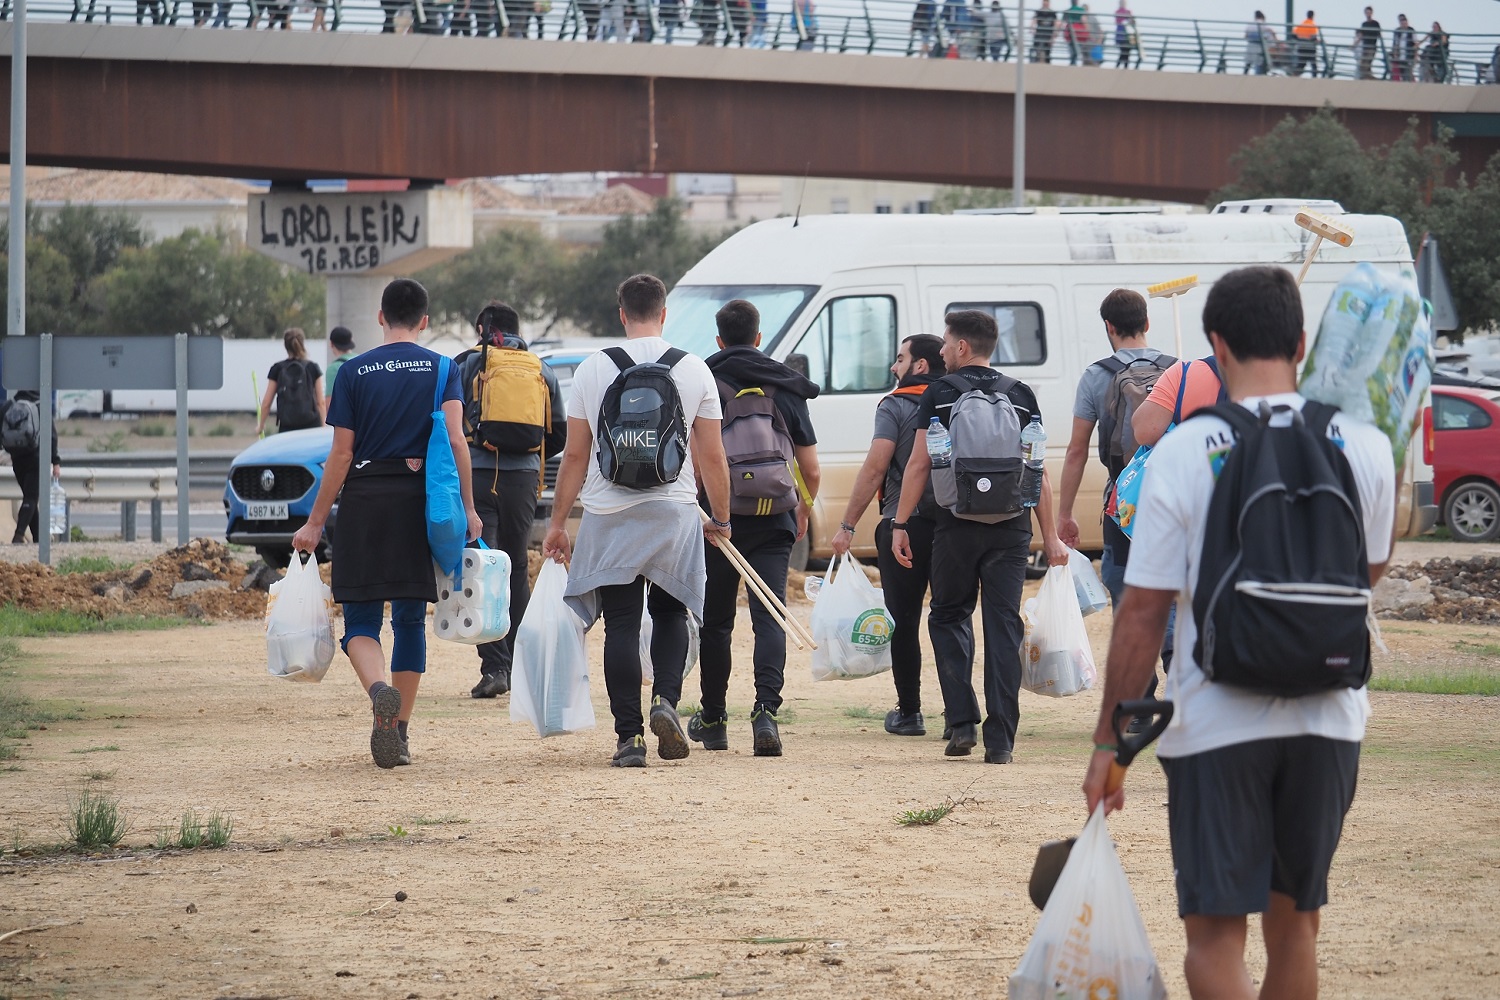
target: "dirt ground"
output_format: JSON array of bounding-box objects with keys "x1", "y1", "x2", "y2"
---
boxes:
[{"x1": 2, "y1": 569, "x2": 1499, "y2": 999}]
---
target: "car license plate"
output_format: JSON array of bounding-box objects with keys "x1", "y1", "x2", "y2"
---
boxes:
[{"x1": 245, "y1": 503, "x2": 288, "y2": 521}]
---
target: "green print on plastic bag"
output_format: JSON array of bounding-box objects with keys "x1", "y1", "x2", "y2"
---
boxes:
[{"x1": 850, "y1": 609, "x2": 894, "y2": 648}]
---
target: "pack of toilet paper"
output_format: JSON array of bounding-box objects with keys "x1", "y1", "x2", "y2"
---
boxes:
[{"x1": 432, "y1": 545, "x2": 512, "y2": 645}]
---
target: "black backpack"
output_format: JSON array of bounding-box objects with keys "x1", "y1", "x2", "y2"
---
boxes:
[
  {"x1": 275, "y1": 360, "x2": 321, "y2": 431},
  {"x1": 1192, "y1": 400, "x2": 1373, "y2": 698},
  {"x1": 596, "y1": 346, "x2": 689, "y2": 490}
]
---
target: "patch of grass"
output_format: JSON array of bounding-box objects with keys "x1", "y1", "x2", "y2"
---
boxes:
[
  {"x1": 69, "y1": 745, "x2": 121, "y2": 754},
  {"x1": 178, "y1": 809, "x2": 204, "y2": 849},
  {"x1": 67, "y1": 788, "x2": 127, "y2": 849},
  {"x1": 56, "y1": 555, "x2": 131, "y2": 576},
  {"x1": 1454, "y1": 641, "x2": 1500, "y2": 658},
  {"x1": 85, "y1": 769, "x2": 116, "y2": 781},
  {"x1": 0, "y1": 636, "x2": 20, "y2": 665},
  {"x1": 131, "y1": 422, "x2": 169, "y2": 437},
  {"x1": 0, "y1": 605, "x2": 190, "y2": 637},
  {"x1": 207, "y1": 422, "x2": 237, "y2": 437},
  {"x1": 70, "y1": 525, "x2": 92, "y2": 542},
  {"x1": 842, "y1": 706, "x2": 879, "y2": 720},
  {"x1": 676, "y1": 702, "x2": 700, "y2": 717},
  {"x1": 776, "y1": 706, "x2": 798, "y2": 723},
  {"x1": 896, "y1": 803, "x2": 956, "y2": 826},
  {"x1": 153, "y1": 826, "x2": 174, "y2": 851},
  {"x1": 204, "y1": 811, "x2": 233, "y2": 849},
  {"x1": 86, "y1": 430, "x2": 128, "y2": 453},
  {"x1": 411, "y1": 813, "x2": 470, "y2": 827},
  {"x1": 1369, "y1": 672, "x2": 1500, "y2": 696},
  {"x1": 387, "y1": 824, "x2": 409, "y2": 839},
  {"x1": 0, "y1": 743, "x2": 15, "y2": 762}
]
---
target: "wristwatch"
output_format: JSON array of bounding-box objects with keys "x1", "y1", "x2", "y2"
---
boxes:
[
  {"x1": 891, "y1": 520, "x2": 910, "y2": 532},
  {"x1": 839, "y1": 521, "x2": 857, "y2": 534}
]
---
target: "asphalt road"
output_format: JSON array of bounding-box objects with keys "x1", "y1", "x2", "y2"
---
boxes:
[{"x1": 67, "y1": 502, "x2": 226, "y2": 542}]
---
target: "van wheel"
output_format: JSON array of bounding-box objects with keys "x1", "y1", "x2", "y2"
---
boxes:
[
  {"x1": 789, "y1": 533, "x2": 810, "y2": 573},
  {"x1": 1026, "y1": 550, "x2": 1048, "y2": 580},
  {"x1": 1444, "y1": 480, "x2": 1500, "y2": 542}
]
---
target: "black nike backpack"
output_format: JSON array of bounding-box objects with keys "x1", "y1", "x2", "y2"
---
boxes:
[
  {"x1": 1192, "y1": 400, "x2": 1373, "y2": 697},
  {"x1": 595, "y1": 346, "x2": 689, "y2": 490}
]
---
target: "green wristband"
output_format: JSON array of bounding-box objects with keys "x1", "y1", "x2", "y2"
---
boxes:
[{"x1": 1094, "y1": 742, "x2": 1118, "y2": 753}]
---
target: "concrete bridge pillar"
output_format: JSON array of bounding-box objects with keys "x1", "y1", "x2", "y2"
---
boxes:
[{"x1": 247, "y1": 186, "x2": 474, "y2": 353}]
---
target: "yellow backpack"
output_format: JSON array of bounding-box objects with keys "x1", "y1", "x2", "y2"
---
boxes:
[{"x1": 462, "y1": 345, "x2": 550, "y2": 459}]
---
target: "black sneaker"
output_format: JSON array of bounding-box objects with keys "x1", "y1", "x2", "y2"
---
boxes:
[
  {"x1": 649, "y1": 697, "x2": 690, "y2": 761},
  {"x1": 944, "y1": 722, "x2": 977, "y2": 757},
  {"x1": 687, "y1": 711, "x2": 729, "y2": 751},
  {"x1": 470, "y1": 672, "x2": 510, "y2": 699},
  {"x1": 983, "y1": 746, "x2": 1013, "y2": 764},
  {"x1": 396, "y1": 739, "x2": 412, "y2": 767},
  {"x1": 370, "y1": 685, "x2": 404, "y2": 770},
  {"x1": 884, "y1": 708, "x2": 926, "y2": 737},
  {"x1": 611, "y1": 736, "x2": 647, "y2": 768},
  {"x1": 751, "y1": 704, "x2": 783, "y2": 757},
  {"x1": 941, "y1": 711, "x2": 952, "y2": 742}
]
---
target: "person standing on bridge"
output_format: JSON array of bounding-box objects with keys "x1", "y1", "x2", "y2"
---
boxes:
[
  {"x1": 1356, "y1": 7, "x2": 1382, "y2": 79},
  {"x1": 1244, "y1": 11, "x2": 1277, "y2": 74},
  {"x1": 1029, "y1": 0, "x2": 1058, "y2": 62},
  {"x1": 1390, "y1": 13, "x2": 1416, "y2": 80},
  {"x1": 1292, "y1": 10, "x2": 1320, "y2": 76}
]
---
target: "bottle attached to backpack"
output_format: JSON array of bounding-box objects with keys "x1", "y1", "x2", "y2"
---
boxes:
[
  {"x1": 596, "y1": 346, "x2": 690, "y2": 490},
  {"x1": 925, "y1": 417, "x2": 952, "y2": 467},
  {"x1": 463, "y1": 343, "x2": 551, "y2": 456},
  {"x1": 1019, "y1": 413, "x2": 1046, "y2": 509},
  {"x1": 929, "y1": 374, "x2": 1026, "y2": 523},
  {"x1": 1192, "y1": 400, "x2": 1373, "y2": 697},
  {"x1": 274, "y1": 360, "x2": 322, "y2": 432},
  {"x1": 719, "y1": 380, "x2": 799, "y2": 517}
]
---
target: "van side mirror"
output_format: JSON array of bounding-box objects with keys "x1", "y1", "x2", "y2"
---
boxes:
[{"x1": 785, "y1": 353, "x2": 811, "y2": 380}]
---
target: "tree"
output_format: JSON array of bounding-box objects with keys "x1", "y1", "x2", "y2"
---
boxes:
[
  {"x1": 552, "y1": 200, "x2": 733, "y2": 337},
  {"x1": 1212, "y1": 104, "x2": 1499, "y2": 333},
  {"x1": 0, "y1": 204, "x2": 148, "y2": 333},
  {"x1": 418, "y1": 224, "x2": 566, "y2": 333},
  {"x1": 97, "y1": 228, "x2": 324, "y2": 338}
]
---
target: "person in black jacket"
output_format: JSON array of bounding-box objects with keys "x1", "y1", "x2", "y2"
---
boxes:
[
  {"x1": 1, "y1": 391, "x2": 62, "y2": 545},
  {"x1": 688, "y1": 300, "x2": 821, "y2": 757},
  {"x1": 831, "y1": 334, "x2": 946, "y2": 737}
]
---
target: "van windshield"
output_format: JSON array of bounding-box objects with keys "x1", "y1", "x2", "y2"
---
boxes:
[{"x1": 663, "y1": 285, "x2": 819, "y2": 358}]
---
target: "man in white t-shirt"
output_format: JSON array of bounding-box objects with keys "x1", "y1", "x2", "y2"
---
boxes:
[
  {"x1": 1082, "y1": 266, "x2": 1395, "y2": 1000},
  {"x1": 544, "y1": 274, "x2": 732, "y2": 769}
]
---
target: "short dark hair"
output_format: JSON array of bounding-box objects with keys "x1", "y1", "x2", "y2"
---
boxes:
[
  {"x1": 944, "y1": 310, "x2": 998, "y2": 360},
  {"x1": 475, "y1": 300, "x2": 520, "y2": 344},
  {"x1": 381, "y1": 278, "x2": 429, "y2": 330},
  {"x1": 1099, "y1": 288, "x2": 1148, "y2": 337},
  {"x1": 329, "y1": 325, "x2": 355, "y2": 350},
  {"x1": 618, "y1": 274, "x2": 667, "y2": 323},
  {"x1": 1201, "y1": 266, "x2": 1304, "y2": 362},
  {"x1": 903, "y1": 334, "x2": 946, "y2": 376},
  {"x1": 715, "y1": 299, "x2": 760, "y2": 346}
]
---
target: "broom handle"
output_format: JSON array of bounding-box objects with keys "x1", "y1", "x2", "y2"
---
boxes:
[
  {"x1": 1170, "y1": 296, "x2": 1183, "y2": 359},
  {"x1": 1295, "y1": 233, "x2": 1324, "y2": 287},
  {"x1": 699, "y1": 510, "x2": 816, "y2": 649}
]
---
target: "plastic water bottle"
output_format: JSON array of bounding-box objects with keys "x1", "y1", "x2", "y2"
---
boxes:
[
  {"x1": 1020, "y1": 414, "x2": 1046, "y2": 509},
  {"x1": 803, "y1": 575, "x2": 824, "y2": 602},
  {"x1": 49, "y1": 477, "x2": 67, "y2": 539},
  {"x1": 925, "y1": 417, "x2": 952, "y2": 468}
]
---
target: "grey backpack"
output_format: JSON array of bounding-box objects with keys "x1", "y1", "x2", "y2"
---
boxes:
[
  {"x1": 718, "y1": 380, "x2": 798, "y2": 517},
  {"x1": 1, "y1": 397, "x2": 40, "y2": 453},
  {"x1": 930, "y1": 374, "x2": 1025, "y2": 523}
]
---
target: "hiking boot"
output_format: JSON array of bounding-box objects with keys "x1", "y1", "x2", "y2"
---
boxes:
[
  {"x1": 470, "y1": 672, "x2": 510, "y2": 699},
  {"x1": 649, "y1": 697, "x2": 690, "y2": 761},
  {"x1": 751, "y1": 704, "x2": 783, "y2": 757},
  {"x1": 611, "y1": 736, "x2": 647, "y2": 768},
  {"x1": 396, "y1": 739, "x2": 412, "y2": 767},
  {"x1": 941, "y1": 712, "x2": 952, "y2": 742},
  {"x1": 884, "y1": 708, "x2": 926, "y2": 737},
  {"x1": 944, "y1": 722, "x2": 977, "y2": 757},
  {"x1": 687, "y1": 711, "x2": 729, "y2": 751},
  {"x1": 370, "y1": 685, "x2": 404, "y2": 770},
  {"x1": 983, "y1": 746, "x2": 1013, "y2": 764}
]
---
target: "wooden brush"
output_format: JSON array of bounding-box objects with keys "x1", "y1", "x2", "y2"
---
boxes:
[
  {"x1": 1294, "y1": 210, "x2": 1355, "y2": 286},
  {"x1": 1148, "y1": 275, "x2": 1198, "y2": 357}
]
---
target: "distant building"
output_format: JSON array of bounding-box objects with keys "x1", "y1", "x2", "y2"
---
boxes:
[{"x1": 0, "y1": 167, "x2": 257, "y2": 241}]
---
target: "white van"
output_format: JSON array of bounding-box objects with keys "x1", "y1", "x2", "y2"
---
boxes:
[{"x1": 662, "y1": 206, "x2": 1437, "y2": 568}]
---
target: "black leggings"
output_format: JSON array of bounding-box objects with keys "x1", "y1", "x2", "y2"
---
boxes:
[
  {"x1": 9, "y1": 449, "x2": 41, "y2": 544},
  {"x1": 599, "y1": 578, "x2": 690, "y2": 740}
]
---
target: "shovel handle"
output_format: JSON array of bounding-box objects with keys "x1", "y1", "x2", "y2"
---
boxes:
[{"x1": 1104, "y1": 760, "x2": 1128, "y2": 796}]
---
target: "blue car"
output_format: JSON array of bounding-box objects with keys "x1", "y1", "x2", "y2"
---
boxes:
[{"x1": 223, "y1": 426, "x2": 336, "y2": 567}]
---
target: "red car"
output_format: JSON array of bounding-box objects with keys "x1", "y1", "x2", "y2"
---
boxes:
[{"x1": 1431, "y1": 385, "x2": 1500, "y2": 542}]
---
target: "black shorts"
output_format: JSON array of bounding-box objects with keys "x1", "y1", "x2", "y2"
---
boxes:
[{"x1": 1160, "y1": 736, "x2": 1359, "y2": 917}]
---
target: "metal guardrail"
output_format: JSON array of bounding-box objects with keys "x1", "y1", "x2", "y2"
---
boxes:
[
  {"x1": 0, "y1": 465, "x2": 177, "y2": 541},
  {"x1": 8, "y1": 1, "x2": 1498, "y2": 85},
  {"x1": 57, "y1": 448, "x2": 235, "y2": 490}
]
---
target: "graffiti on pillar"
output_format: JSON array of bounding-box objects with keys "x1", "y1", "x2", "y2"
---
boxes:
[{"x1": 249, "y1": 191, "x2": 442, "y2": 276}]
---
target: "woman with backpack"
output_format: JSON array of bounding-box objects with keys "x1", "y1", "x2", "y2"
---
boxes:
[
  {"x1": 1, "y1": 390, "x2": 61, "y2": 545},
  {"x1": 256, "y1": 328, "x2": 327, "y2": 437}
]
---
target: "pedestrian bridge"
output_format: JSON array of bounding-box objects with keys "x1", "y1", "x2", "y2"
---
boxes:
[{"x1": 5, "y1": 15, "x2": 1499, "y2": 200}]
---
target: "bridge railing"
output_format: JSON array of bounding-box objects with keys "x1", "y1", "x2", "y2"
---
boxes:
[{"x1": 11, "y1": 0, "x2": 1499, "y2": 85}]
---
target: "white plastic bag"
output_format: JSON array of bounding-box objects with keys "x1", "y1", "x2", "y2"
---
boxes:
[
  {"x1": 265, "y1": 553, "x2": 336, "y2": 682},
  {"x1": 433, "y1": 544, "x2": 512, "y2": 645},
  {"x1": 809, "y1": 554, "x2": 894, "y2": 681},
  {"x1": 1009, "y1": 807, "x2": 1168, "y2": 1000},
  {"x1": 1068, "y1": 547, "x2": 1110, "y2": 617},
  {"x1": 509, "y1": 560, "x2": 595, "y2": 738},
  {"x1": 1021, "y1": 565, "x2": 1096, "y2": 698},
  {"x1": 639, "y1": 608, "x2": 700, "y2": 686}
]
